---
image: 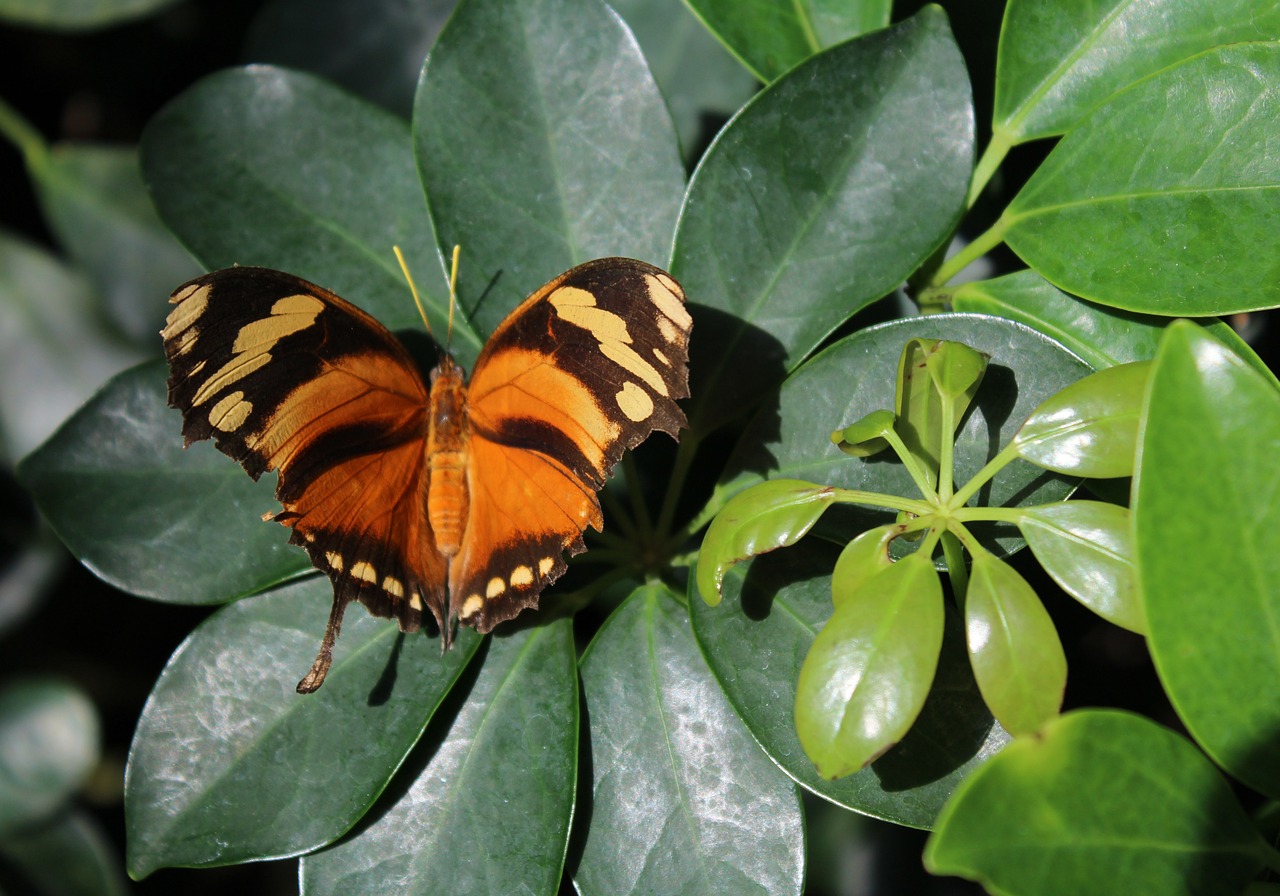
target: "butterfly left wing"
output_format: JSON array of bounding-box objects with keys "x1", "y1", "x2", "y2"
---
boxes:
[
  {"x1": 451, "y1": 257, "x2": 692, "y2": 630},
  {"x1": 162, "y1": 267, "x2": 445, "y2": 692}
]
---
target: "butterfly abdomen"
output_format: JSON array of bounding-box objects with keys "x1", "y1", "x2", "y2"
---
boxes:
[{"x1": 426, "y1": 357, "x2": 470, "y2": 558}]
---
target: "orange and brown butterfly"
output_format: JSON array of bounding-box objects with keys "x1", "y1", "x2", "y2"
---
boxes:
[{"x1": 161, "y1": 256, "x2": 691, "y2": 693}]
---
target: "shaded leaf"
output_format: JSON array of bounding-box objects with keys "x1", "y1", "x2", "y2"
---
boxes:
[
  {"x1": 576, "y1": 585, "x2": 803, "y2": 895},
  {"x1": 674, "y1": 9, "x2": 973, "y2": 432},
  {"x1": 415, "y1": 0, "x2": 685, "y2": 338},
  {"x1": 925, "y1": 710, "x2": 1268, "y2": 895},
  {"x1": 0, "y1": 0, "x2": 179, "y2": 29},
  {"x1": 302, "y1": 620, "x2": 577, "y2": 896},
  {"x1": 17, "y1": 362, "x2": 308, "y2": 604},
  {"x1": 0, "y1": 810, "x2": 128, "y2": 896},
  {"x1": 125, "y1": 579, "x2": 481, "y2": 877},
  {"x1": 1135, "y1": 321, "x2": 1280, "y2": 798}
]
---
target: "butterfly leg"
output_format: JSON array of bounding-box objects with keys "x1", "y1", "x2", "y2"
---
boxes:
[{"x1": 296, "y1": 593, "x2": 353, "y2": 693}]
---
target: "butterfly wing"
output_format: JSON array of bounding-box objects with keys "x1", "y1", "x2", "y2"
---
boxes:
[
  {"x1": 452, "y1": 257, "x2": 692, "y2": 630},
  {"x1": 162, "y1": 267, "x2": 444, "y2": 691}
]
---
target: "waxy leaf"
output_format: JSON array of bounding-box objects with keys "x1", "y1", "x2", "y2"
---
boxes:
[
  {"x1": 795, "y1": 552, "x2": 944, "y2": 778},
  {"x1": 965, "y1": 550, "x2": 1066, "y2": 737},
  {"x1": 831, "y1": 409, "x2": 894, "y2": 458},
  {"x1": 1135, "y1": 321, "x2": 1280, "y2": 798},
  {"x1": 1003, "y1": 43, "x2": 1280, "y2": 315},
  {"x1": 125, "y1": 579, "x2": 480, "y2": 877},
  {"x1": 415, "y1": 0, "x2": 684, "y2": 338},
  {"x1": 697, "y1": 479, "x2": 836, "y2": 605},
  {"x1": 576, "y1": 585, "x2": 803, "y2": 895},
  {"x1": 17, "y1": 362, "x2": 308, "y2": 604},
  {"x1": 302, "y1": 621, "x2": 577, "y2": 896},
  {"x1": 1020, "y1": 500, "x2": 1141, "y2": 634},
  {"x1": 830, "y1": 526, "x2": 896, "y2": 610},
  {"x1": 925, "y1": 710, "x2": 1269, "y2": 895},
  {"x1": 1013, "y1": 361, "x2": 1150, "y2": 478}
]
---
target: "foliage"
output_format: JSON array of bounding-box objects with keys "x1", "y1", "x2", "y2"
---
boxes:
[{"x1": 3, "y1": 0, "x2": 1280, "y2": 894}]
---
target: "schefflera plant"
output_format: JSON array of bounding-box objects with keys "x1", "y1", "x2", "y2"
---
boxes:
[{"x1": 697, "y1": 338, "x2": 1148, "y2": 777}]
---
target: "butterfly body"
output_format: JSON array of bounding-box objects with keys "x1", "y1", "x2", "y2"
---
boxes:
[{"x1": 162, "y1": 258, "x2": 691, "y2": 692}]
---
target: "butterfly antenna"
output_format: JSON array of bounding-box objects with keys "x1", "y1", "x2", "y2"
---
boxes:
[
  {"x1": 447, "y1": 244, "x2": 460, "y2": 350},
  {"x1": 393, "y1": 245, "x2": 433, "y2": 338}
]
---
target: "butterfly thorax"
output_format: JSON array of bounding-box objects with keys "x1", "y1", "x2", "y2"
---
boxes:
[{"x1": 425, "y1": 356, "x2": 470, "y2": 558}]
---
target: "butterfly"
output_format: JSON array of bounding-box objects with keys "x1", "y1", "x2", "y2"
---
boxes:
[{"x1": 162, "y1": 257, "x2": 691, "y2": 692}]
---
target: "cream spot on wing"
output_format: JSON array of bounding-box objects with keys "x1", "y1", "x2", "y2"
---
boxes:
[
  {"x1": 350, "y1": 561, "x2": 378, "y2": 583},
  {"x1": 652, "y1": 347, "x2": 669, "y2": 366},
  {"x1": 232, "y1": 293, "x2": 325, "y2": 353},
  {"x1": 538, "y1": 557, "x2": 555, "y2": 577},
  {"x1": 382, "y1": 576, "x2": 404, "y2": 598},
  {"x1": 510, "y1": 565, "x2": 534, "y2": 587},
  {"x1": 209, "y1": 391, "x2": 253, "y2": 432},
  {"x1": 646, "y1": 274, "x2": 691, "y2": 329},
  {"x1": 486, "y1": 577, "x2": 506, "y2": 598},
  {"x1": 191, "y1": 352, "x2": 272, "y2": 406},
  {"x1": 656, "y1": 316, "x2": 680, "y2": 347},
  {"x1": 461, "y1": 594, "x2": 484, "y2": 619},
  {"x1": 409, "y1": 592, "x2": 423, "y2": 611},
  {"x1": 616, "y1": 381, "x2": 654, "y2": 422},
  {"x1": 550, "y1": 287, "x2": 668, "y2": 394},
  {"x1": 600, "y1": 342, "x2": 668, "y2": 396},
  {"x1": 326, "y1": 551, "x2": 344, "y2": 572},
  {"x1": 162, "y1": 283, "x2": 210, "y2": 339},
  {"x1": 303, "y1": 531, "x2": 316, "y2": 542}
]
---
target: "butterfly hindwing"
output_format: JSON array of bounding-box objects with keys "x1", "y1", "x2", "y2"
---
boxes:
[{"x1": 455, "y1": 257, "x2": 692, "y2": 627}]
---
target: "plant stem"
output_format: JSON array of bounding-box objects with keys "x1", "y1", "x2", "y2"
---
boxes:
[
  {"x1": 966, "y1": 127, "x2": 1013, "y2": 210},
  {"x1": 940, "y1": 528, "x2": 968, "y2": 604},
  {"x1": 0, "y1": 95, "x2": 47, "y2": 168},
  {"x1": 930, "y1": 216, "x2": 1009, "y2": 288},
  {"x1": 882, "y1": 425, "x2": 941, "y2": 502},
  {"x1": 621, "y1": 453, "x2": 653, "y2": 542},
  {"x1": 655, "y1": 431, "x2": 700, "y2": 541},
  {"x1": 949, "y1": 440, "x2": 1022, "y2": 509},
  {"x1": 938, "y1": 395, "x2": 955, "y2": 503}
]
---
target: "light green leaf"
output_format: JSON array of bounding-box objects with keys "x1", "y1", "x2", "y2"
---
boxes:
[
  {"x1": 830, "y1": 525, "x2": 895, "y2": 610},
  {"x1": 576, "y1": 585, "x2": 803, "y2": 895},
  {"x1": 1003, "y1": 42, "x2": 1280, "y2": 315},
  {"x1": 796, "y1": 552, "x2": 944, "y2": 778},
  {"x1": 925, "y1": 710, "x2": 1269, "y2": 895},
  {"x1": 830, "y1": 409, "x2": 895, "y2": 458},
  {"x1": 994, "y1": 0, "x2": 1280, "y2": 142},
  {"x1": 965, "y1": 550, "x2": 1066, "y2": 737},
  {"x1": 124, "y1": 579, "x2": 481, "y2": 877},
  {"x1": 415, "y1": 0, "x2": 685, "y2": 338},
  {"x1": 0, "y1": 0, "x2": 179, "y2": 29},
  {"x1": 302, "y1": 620, "x2": 577, "y2": 896},
  {"x1": 1020, "y1": 500, "x2": 1141, "y2": 634},
  {"x1": 1135, "y1": 320, "x2": 1280, "y2": 798}
]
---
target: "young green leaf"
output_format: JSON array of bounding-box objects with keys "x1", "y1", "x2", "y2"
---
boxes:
[
  {"x1": 414, "y1": 0, "x2": 685, "y2": 337},
  {"x1": 697, "y1": 479, "x2": 836, "y2": 605},
  {"x1": 925, "y1": 339, "x2": 988, "y2": 407},
  {"x1": 965, "y1": 550, "x2": 1066, "y2": 737},
  {"x1": 1020, "y1": 500, "x2": 1141, "y2": 634},
  {"x1": 795, "y1": 552, "x2": 944, "y2": 778},
  {"x1": 895, "y1": 338, "x2": 945, "y2": 488},
  {"x1": 993, "y1": 0, "x2": 1280, "y2": 143},
  {"x1": 1003, "y1": 43, "x2": 1280, "y2": 315},
  {"x1": 830, "y1": 409, "x2": 895, "y2": 458},
  {"x1": 1012, "y1": 361, "x2": 1151, "y2": 478},
  {"x1": 925, "y1": 710, "x2": 1270, "y2": 896},
  {"x1": 124, "y1": 580, "x2": 481, "y2": 878},
  {"x1": 1135, "y1": 321, "x2": 1280, "y2": 799},
  {"x1": 301, "y1": 620, "x2": 577, "y2": 896},
  {"x1": 17, "y1": 362, "x2": 309, "y2": 604},
  {"x1": 831, "y1": 525, "x2": 896, "y2": 610},
  {"x1": 576, "y1": 586, "x2": 803, "y2": 896}
]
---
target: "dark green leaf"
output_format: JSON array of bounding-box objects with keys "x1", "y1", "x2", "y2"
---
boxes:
[
  {"x1": 1012, "y1": 361, "x2": 1150, "y2": 478},
  {"x1": 124, "y1": 579, "x2": 481, "y2": 877},
  {"x1": 1003, "y1": 43, "x2": 1280, "y2": 316},
  {"x1": 0, "y1": 679, "x2": 99, "y2": 833},
  {"x1": 830, "y1": 525, "x2": 894, "y2": 609},
  {"x1": 1135, "y1": 321, "x2": 1280, "y2": 798},
  {"x1": 674, "y1": 9, "x2": 973, "y2": 433},
  {"x1": 965, "y1": 550, "x2": 1065, "y2": 737},
  {"x1": 31, "y1": 143, "x2": 199, "y2": 343},
  {"x1": 245, "y1": 0, "x2": 453, "y2": 119},
  {"x1": 0, "y1": 233, "x2": 144, "y2": 461},
  {"x1": 1020, "y1": 500, "x2": 1141, "y2": 634},
  {"x1": 682, "y1": 0, "x2": 891, "y2": 82},
  {"x1": 0, "y1": 811, "x2": 128, "y2": 896},
  {"x1": 994, "y1": 0, "x2": 1280, "y2": 142},
  {"x1": 925, "y1": 710, "x2": 1269, "y2": 895},
  {"x1": 796, "y1": 552, "x2": 944, "y2": 778},
  {"x1": 610, "y1": 0, "x2": 757, "y2": 160},
  {"x1": 690, "y1": 538, "x2": 1010, "y2": 826},
  {"x1": 17, "y1": 362, "x2": 308, "y2": 604},
  {"x1": 716, "y1": 315, "x2": 1087, "y2": 559},
  {"x1": 951, "y1": 269, "x2": 1273, "y2": 382},
  {"x1": 140, "y1": 67, "x2": 461, "y2": 356},
  {"x1": 576, "y1": 585, "x2": 803, "y2": 895},
  {"x1": 302, "y1": 620, "x2": 577, "y2": 896},
  {"x1": 696, "y1": 479, "x2": 836, "y2": 605},
  {"x1": 0, "y1": 0, "x2": 179, "y2": 29},
  {"x1": 415, "y1": 0, "x2": 685, "y2": 338}
]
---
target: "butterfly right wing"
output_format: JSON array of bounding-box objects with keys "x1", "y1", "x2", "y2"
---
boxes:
[{"x1": 162, "y1": 267, "x2": 446, "y2": 691}]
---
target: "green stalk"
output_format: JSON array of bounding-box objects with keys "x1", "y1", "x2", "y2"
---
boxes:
[
  {"x1": 930, "y1": 216, "x2": 1009, "y2": 288},
  {"x1": 0, "y1": 95, "x2": 47, "y2": 168}
]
